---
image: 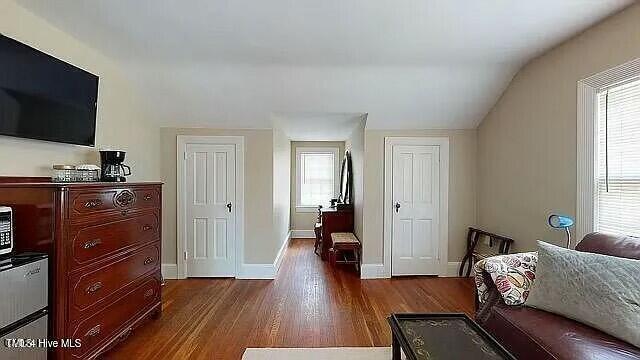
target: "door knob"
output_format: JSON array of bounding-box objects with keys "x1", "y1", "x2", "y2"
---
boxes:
[
  {"x1": 394, "y1": 203, "x2": 401, "y2": 213},
  {"x1": 226, "y1": 202, "x2": 233, "y2": 213}
]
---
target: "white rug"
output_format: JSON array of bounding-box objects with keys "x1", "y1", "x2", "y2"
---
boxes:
[{"x1": 242, "y1": 347, "x2": 397, "y2": 360}]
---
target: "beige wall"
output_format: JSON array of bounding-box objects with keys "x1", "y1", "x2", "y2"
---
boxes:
[
  {"x1": 290, "y1": 141, "x2": 345, "y2": 231},
  {"x1": 272, "y1": 129, "x2": 291, "y2": 248},
  {"x1": 477, "y1": 3, "x2": 640, "y2": 252},
  {"x1": 160, "y1": 128, "x2": 278, "y2": 264},
  {"x1": 345, "y1": 123, "x2": 365, "y2": 242},
  {"x1": 362, "y1": 129, "x2": 477, "y2": 264},
  {"x1": 0, "y1": 1, "x2": 160, "y2": 182}
]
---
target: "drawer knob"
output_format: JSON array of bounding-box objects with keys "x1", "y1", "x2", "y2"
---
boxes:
[
  {"x1": 143, "y1": 194, "x2": 153, "y2": 201},
  {"x1": 121, "y1": 210, "x2": 129, "y2": 216},
  {"x1": 142, "y1": 224, "x2": 153, "y2": 231},
  {"x1": 143, "y1": 256, "x2": 154, "y2": 265},
  {"x1": 84, "y1": 199, "x2": 102, "y2": 208},
  {"x1": 86, "y1": 281, "x2": 103, "y2": 294},
  {"x1": 83, "y1": 239, "x2": 102, "y2": 249},
  {"x1": 143, "y1": 289, "x2": 155, "y2": 298},
  {"x1": 85, "y1": 324, "x2": 101, "y2": 337}
]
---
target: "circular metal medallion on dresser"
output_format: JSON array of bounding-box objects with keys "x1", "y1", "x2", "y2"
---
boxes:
[{"x1": 114, "y1": 190, "x2": 135, "y2": 207}]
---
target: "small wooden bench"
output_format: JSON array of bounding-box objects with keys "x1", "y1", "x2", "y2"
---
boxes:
[{"x1": 329, "y1": 232, "x2": 361, "y2": 272}]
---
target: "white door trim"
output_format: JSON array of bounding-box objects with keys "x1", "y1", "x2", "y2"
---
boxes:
[
  {"x1": 177, "y1": 135, "x2": 245, "y2": 279},
  {"x1": 383, "y1": 137, "x2": 449, "y2": 277}
]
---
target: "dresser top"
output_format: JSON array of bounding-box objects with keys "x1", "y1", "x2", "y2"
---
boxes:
[
  {"x1": 0, "y1": 177, "x2": 162, "y2": 188},
  {"x1": 320, "y1": 207, "x2": 353, "y2": 213}
]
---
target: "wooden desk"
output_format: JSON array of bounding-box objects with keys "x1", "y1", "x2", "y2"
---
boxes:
[{"x1": 319, "y1": 208, "x2": 354, "y2": 261}]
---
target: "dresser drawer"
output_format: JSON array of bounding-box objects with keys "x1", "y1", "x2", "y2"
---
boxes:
[
  {"x1": 68, "y1": 211, "x2": 159, "y2": 268},
  {"x1": 69, "y1": 244, "x2": 159, "y2": 312},
  {"x1": 69, "y1": 276, "x2": 160, "y2": 359},
  {"x1": 69, "y1": 187, "x2": 160, "y2": 218}
]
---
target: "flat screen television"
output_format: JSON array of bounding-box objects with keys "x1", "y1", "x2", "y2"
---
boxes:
[{"x1": 0, "y1": 34, "x2": 99, "y2": 146}]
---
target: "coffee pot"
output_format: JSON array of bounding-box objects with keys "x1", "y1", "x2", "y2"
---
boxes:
[{"x1": 100, "y1": 149, "x2": 132, "y2": 182}]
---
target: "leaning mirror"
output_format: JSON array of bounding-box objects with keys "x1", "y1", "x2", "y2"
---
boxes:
[{"x1": 338, "y1": 150, "x2": 352, "y2": 204}]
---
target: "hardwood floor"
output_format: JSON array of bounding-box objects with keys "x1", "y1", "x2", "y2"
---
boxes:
[{"x1": 105, "y1": 239, "x2": 475, "y2": 359}]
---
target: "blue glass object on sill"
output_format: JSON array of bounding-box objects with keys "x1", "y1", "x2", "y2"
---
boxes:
[{"x1": 548, "y1": 214, "x2": 575, "y2": 249}]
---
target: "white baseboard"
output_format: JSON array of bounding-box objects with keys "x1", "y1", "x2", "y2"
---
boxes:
[
  {"x1": 273, "y1": 230, "x2": 291, "y2": 273},
  {"x1": 360, "y1": 264, "x2": 387, "y2": 279},
  {"x1": 360, "y1": 262, "x2": 466, "y2": 279},
  {"x1": 290, "y1": 229, "x2": 315, "y2": 238},
  {"x1": 162, "y1": 263, "x2": 178, "y2": 280},
  {"x1": 237, "y1": 263, "x2": 277, "y2": 279},
  {"x1": 238, "y1": 230, "x2": 291, "y2": 279},
  {"x1": 443, "y1": 261, "x2": 467, "y2": 277}
]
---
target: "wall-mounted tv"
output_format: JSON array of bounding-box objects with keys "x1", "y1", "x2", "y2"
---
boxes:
[{"x1": 0, "y1": 34, "x2": 99, "y2": 146}]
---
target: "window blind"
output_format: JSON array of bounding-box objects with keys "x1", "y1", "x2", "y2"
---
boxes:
[
  {"x1": 299, "y1": 152, "x2": 335, "y2": 207},
  {"x1": 596, "y1": 77, "x2": 640, "y2": 237}
]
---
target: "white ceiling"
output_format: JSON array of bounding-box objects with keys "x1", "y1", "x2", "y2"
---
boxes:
[{"x1": 19, "y1": 0, "x2": 633, "y2": 129}]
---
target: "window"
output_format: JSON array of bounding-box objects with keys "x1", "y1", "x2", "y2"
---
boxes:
[
  {"x1": 296, "y1": 147, "x2": 339, "y2": 211},
  {"x1": 595, "y1": 78, "x2": 640, "y2": 237}
]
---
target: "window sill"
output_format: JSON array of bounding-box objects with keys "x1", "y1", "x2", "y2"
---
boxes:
[{"x1": 296, "y1": 206, "x2": 321, "y2": 213}]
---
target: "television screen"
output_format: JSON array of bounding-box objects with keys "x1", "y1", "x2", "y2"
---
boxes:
[{"x1": 0, "y1": 34, "x2": 98, "y2": 146}]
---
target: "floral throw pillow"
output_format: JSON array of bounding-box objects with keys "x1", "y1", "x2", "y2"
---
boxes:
[{"x1": 474, "y1": 252, "x2": 538, "y2": 305}]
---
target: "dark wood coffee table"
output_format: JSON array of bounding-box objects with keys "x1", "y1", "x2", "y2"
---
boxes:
[{"x1": 388, "y1": 313, "x2": 515, "y2": 360}]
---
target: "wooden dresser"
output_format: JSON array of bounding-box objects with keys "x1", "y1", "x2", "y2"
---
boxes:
[{"x1": 0, "y1": 178, "x2": 162, "y2": 359}]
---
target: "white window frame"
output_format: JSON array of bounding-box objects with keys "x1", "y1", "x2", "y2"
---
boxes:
[
  {"x1": 295, "y1": 147, "x2": 340, "y2": 213},
  {"x1": 576, "y1": 58, "x2": 640, "y2": 241}
]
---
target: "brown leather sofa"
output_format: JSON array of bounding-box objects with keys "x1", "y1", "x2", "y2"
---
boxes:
[{"x1": 476, "y1": 232, "x2": 640, "y2": 360}]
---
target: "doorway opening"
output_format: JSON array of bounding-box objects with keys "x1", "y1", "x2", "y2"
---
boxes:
[{"x1": 274, "y1": 112, "x2": 367, "y2": 274}]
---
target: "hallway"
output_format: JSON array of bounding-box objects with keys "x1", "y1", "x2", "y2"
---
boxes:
[{"x1": 106, "y1": 239, "x2": 475, "y2": 359}]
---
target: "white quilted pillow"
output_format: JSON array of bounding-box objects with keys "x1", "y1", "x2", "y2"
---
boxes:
[{"x1": 525, "y1": 241, "x2": 640, "y2": 348}]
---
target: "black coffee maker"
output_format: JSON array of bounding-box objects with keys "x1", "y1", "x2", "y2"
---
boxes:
[{"x1": 100, "y1": 150, "x2": 131, "y2": 182}]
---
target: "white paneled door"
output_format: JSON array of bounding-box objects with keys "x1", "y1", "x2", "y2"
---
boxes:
[
  {"x1": 185, "y1": 143, "x2": 236, "y2": 277},
  {"x1": 391, "y1": 145, "x2": 441, "y2": 275}
]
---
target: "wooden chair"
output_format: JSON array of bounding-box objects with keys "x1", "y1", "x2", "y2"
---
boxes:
[
  {"x1": 329, "y1": 232, "x2": 361, "y2": 272},
  {"x1": 314, "y1": 222, "x2": 323, "y2": 256}
]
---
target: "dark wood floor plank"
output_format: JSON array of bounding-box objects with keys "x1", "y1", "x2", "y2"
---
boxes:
[{"x1": 105, "y1": 239, "x2": 474, "y2": 359}]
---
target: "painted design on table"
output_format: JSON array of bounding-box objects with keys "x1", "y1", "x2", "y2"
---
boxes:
[
  {"x1": 456, "y1": 321, "x2": 500, "y2": 358},
  {"x1": 474, "y1": 252, "x2": 538, "y2": 305},
  {"x1": 401, "y1": 320, "x2": 501, "y2": 359},
  {"x1": 401, "y1": 321, "x2": 432, "y2": 359}
]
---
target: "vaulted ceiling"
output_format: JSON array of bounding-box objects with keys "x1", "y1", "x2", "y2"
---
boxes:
[{"x1": 19, "y1": 0, "x2": 632, "y2": 129}]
